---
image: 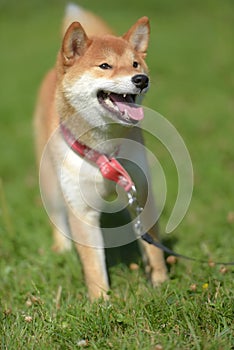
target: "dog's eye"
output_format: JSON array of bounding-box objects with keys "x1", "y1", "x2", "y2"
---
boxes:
[
  {"x1": 99, "y1": 63, "x2": 112, "y2": 70},
  {"x1": 133, "y1": 61, "x2": 139, "y2": 68}
]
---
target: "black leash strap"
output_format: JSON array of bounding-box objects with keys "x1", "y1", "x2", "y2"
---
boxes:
[{"x1": 141, "y1": 232, "x2": 234, "y2": 266}]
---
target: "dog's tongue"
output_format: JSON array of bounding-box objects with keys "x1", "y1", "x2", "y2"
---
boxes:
[{"x1": 110, "y1": 93, "x2": 144, "y2": 121}]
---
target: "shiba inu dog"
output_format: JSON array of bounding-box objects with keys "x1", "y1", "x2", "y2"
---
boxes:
[{"x1": 34, "y1": 4, "x2": 167, "y2": 300}]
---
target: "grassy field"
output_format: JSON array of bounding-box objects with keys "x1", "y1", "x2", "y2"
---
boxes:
[{"x1": 0, "y1": 0, "x2": 233, "y2": 349}]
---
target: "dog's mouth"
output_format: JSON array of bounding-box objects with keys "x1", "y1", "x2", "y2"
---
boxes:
[{"x1": 97, "y1": 91, "x2": 144, "y2": 124}]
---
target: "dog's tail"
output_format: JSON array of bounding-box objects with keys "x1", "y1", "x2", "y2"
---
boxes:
[{"x1": 63, "y1": 3, "x2": 113, "y2": 36}]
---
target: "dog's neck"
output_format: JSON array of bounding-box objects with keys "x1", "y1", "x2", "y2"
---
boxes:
[{"x1": 59, "y1": 112, "x2": 132, "y2": 156}]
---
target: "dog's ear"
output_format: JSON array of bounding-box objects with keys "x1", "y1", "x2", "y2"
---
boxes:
[
  {"x1": 123, "y1": 17, "x2": 150, "y2": 56},
  {"x1": 62, "y1": 22, "x2": 91, "y2": 66}
]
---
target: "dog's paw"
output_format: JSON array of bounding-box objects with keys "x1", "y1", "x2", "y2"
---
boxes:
[
  {"x1": 151, "y1": 269, "x2": 168, "y2": 287},
  {"x1": 89, "y1": 288, "x2": 110, "y2": 302},
  {"x1": 146, "y1": 265, "x2": 168, "y2": 287}
]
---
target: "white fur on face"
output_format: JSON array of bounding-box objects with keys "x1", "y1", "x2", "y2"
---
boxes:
[{"x1": 63, "y1": 72, "x2": 148, "y2": 127}]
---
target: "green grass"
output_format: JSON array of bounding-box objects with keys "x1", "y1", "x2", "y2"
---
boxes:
[{"x1": 0, "y1": 0, "x2": 234, "y2": 349}]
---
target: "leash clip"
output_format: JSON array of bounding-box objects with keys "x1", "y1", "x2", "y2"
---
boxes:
[{"x1": 127, "y1": 185, "x2": 144, "y2": 237}]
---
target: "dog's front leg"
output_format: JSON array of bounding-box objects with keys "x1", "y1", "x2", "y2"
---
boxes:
[{"x1": 68, "y1": 208, "x2": 109, "y2": 301}]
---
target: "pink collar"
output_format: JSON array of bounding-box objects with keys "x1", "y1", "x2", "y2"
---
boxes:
[{"x1": 60, "y1": 123, "x2": 134, "y2": 192}]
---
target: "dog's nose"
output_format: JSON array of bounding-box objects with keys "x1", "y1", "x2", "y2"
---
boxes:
[{"x1": 131, "y1": 74, "x2": 149, "y2": 90}]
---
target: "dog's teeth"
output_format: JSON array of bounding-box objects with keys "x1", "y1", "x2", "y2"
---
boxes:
[
  {"x1": 123, "y1": 94, "x2": 126, "y2": 98},
  {"x1": 105, "y1": 98, "x2": 113, "y2": 107}
]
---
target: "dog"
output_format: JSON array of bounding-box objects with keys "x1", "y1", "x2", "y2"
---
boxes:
[{"x1": 34, "y1": 4, "x2": 168, "y2": 300}]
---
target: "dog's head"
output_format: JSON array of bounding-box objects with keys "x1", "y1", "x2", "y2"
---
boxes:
[{"x1": 57, "y1": 17, "x2": 150, "y2": 127}]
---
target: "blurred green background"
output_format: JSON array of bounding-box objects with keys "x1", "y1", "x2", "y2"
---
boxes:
[{"x1": 0, "y1": 1, "x2": 233, "y2": 348}]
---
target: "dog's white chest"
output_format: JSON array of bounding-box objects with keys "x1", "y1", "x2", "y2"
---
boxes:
[{"x1": 59, "y1": 147, "x2": 111, "y2": 215}]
